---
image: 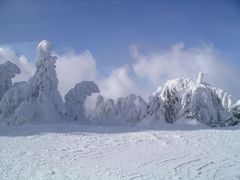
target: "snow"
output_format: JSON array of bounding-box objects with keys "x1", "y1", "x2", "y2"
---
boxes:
[
  {"x1": 64, "y1": 81, "x2": 100, "y2": 122},
  {"x1": 0, "y1": 123, "x2": 240, "y2": 180},
  {"x1": 0, "y1": 40, "x2": 240, "y2": 180},
  {"x1": 1, "y1": 40, "x2": 239, "y2": 127},
  {"x1": 30, "y1": 40, "x2": 64, "y2": 118},
  {"x1": 0, "y1": 61, "x2": 21, "y2": 101},
  {"x1": 0, "y1": 40, "x2": 64, "y2": 124},
  {"x1": 147, "y1": 76, "x2": 238, "y2": 127},
  {"x1": 90, "y1": 94, "x2": 148, "y2": 126}
]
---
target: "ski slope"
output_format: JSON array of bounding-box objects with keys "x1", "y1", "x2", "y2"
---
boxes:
[{"x1": 0, "y1": 123, "x2": 240, "y2": 180}]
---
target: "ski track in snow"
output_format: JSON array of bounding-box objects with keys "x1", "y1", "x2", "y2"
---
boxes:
[{"x1": 0, "y1": 124, "x2": 240, "y2": 180}]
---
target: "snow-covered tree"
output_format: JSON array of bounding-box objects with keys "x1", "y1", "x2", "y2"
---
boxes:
[
  {"x1": 65, "y1": 81, "x2": 100, "y2": 122},
  {"x1": 0, "y1": 61, "x2": 21, "y2": 101},
  {"x1": 140, "y1": 95, "x2": 165, "y2": 125},
  {"x1": 90, "y1": 94, "x2": 148, "y2": 125},
  {"x1": 231, "y1": 100, "x2": 240, "y2": 120},
  {"x1": 196, "y1": 72, "x2": 204, "y2": 85},
  {"x1": 0, "y1": 40, "x2": 64, "y2": 124},
  {"x1": 29, "y1": 40, "x2": 64, "y2": 115},
  {"x1": 0, "y1": 82, "x2": 31, "y2": 124},
  {"x1": 115, "y1": 94, "x2": 148, "y2": 124},
  {"x1": 89, "y1": 95, "x2": 117, "y2": 125},
  {"x1": 144, "y1": 74, "x2": 237, "y2": 127},
  {"x1": 154, "y1": 78, "x2": 195, "y2": 123}
]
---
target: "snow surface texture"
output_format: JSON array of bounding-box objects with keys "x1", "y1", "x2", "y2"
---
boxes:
[{"x1": 0, "y1": 123, "x2": 240, "y2": 180}]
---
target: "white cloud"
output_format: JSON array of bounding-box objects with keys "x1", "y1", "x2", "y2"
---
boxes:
[
  {"x1": 55, "y1": 50, "x2": 97, "y2": 96},
  {"x1": 132, "y1": 43, "x2": 240, "y2": 100},
  {"x1": 0, "y1": 46, "x2": 35, "y2": 82},
  {"x1": 97, "y1": 65, "x2": 140, "y2": 99},
  {"x1": 0, "y1": 46, "x2": 139, "y2": 101},
  {"x1": 0, "y1": 42, "x2": 239, "y2": 102},
  {"x1": 55, "y1": 50, "x2": 141, "y2": 100}
]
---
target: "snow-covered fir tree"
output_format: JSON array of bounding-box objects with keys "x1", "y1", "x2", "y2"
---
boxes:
[
  {"x1": 29, "y1": 40, "x2": 64, "y2": 116},
  {"x1": 64, "y1": 81, "x2": 99, "y2": 122},
  {"x1": 0, "y1": 40, "x2": 239, "y2": 127},
  {"x1": 0, "y1": 61, "x2": 21, "y2": 101}
]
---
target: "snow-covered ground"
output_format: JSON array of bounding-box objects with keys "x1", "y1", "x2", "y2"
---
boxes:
[{"x1": 0, "y1": 123, "x2": 240, "y2": 180}]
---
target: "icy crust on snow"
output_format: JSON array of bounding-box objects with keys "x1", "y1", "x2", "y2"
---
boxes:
[{"x1": 64, "y1": 81, "x2": 99, "y2": 122}]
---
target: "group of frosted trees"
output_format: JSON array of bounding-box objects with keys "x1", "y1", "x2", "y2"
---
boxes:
[
  {"x1": 90, "y1": 74, "x2": 239, "y2": 127},
  {"x1": 0, "y1": 40, "x2": 100, "y2": 125},
  {"x1": 0, "y1": 40, "x2": 239, "y2": 127}
]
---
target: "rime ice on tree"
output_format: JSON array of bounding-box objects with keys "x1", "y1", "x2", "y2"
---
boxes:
[
  {"x1": 0, "y1": 61, "x2": 21, "y2": 101},
  {"x1": 29, "y1": 40, "x2": 64, "y2": 115},
  {"x1": 64, "y1": 81, "x2": 100, "y2": 122},
  {"x1": 196, "y1": 72, "x2": 204, "y2": 85}
]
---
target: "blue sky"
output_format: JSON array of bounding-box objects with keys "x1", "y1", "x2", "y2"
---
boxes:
[
  {"x1": 1, "y1": 0, "x2": 240, "y2": 64},
  {"x1": 0, "y1": 0, "x2": 240, "y2": 99}
]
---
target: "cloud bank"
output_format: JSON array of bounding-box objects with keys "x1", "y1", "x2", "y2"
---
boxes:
[
  {"x1": 0, "y1": 42, "x2": 239, "y2": 102},
  {"x1": 55, "y1": 50, "x2": 97, "y2": 96},
  {"x1": 132, "y1": 43, "x2": 240, "y2": 100}
]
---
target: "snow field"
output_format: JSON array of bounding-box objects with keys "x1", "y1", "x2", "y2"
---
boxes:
[{"x1": 0, "y1": 124, "x2": 240, "y2": 180}]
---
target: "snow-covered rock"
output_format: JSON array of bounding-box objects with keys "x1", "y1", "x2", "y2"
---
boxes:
[
  {"x1": 0, "y1": 61, "x2": 21, "y2": 101},
  {"x1": 64, "y1": 81, "x2": 100, "y2": 122}
]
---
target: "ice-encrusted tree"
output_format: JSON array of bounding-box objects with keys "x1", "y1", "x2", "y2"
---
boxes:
[
  {"x1": 29, "y1": 40, "x2": 64, "y2": 115},
  {"x1": 90, "y1": 94, "x2": 148, "y2": 125},
  {"x1": 145, "y1": 73, "x2": 238, "y2": 127},
  {"x1": 0, "y1": 40, "x2": 65, "y2": 124},
  {"x1": 89, "y1": 95, "x2": 118, "y2": 125},
  {"x1": 231, "y1": 100, "x2": 240, "y2": 120},
  {"x1": 140, "y1": 95, "x2": 165, "y2": 125},
  {"x1": 154, "y1": 78, "x2": 195, "y2": 124},
  {"x1": 65, "y1": 81, "x2": 100, "y2": 122},
  {"x1": 115, "y1": 94, "x2": 148, "y2": 124},
  {"x1": 0, "y1": 61, "x2": 21, "y2": 101},
  {"x1": 0, "y1": 82, "x2": 30, "y2": 122}
]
